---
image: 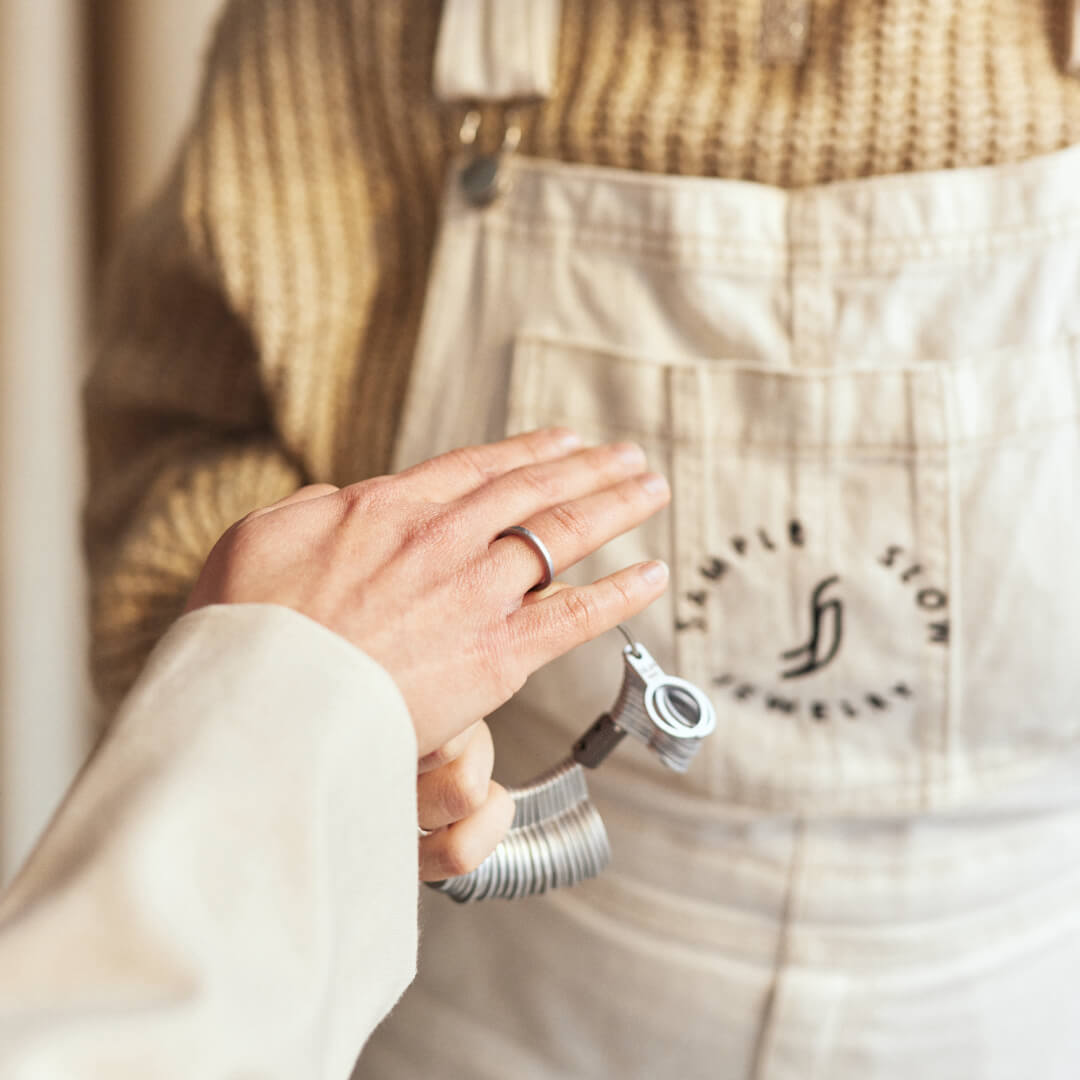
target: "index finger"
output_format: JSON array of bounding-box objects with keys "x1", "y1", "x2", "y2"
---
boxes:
[
  {"x1": 395, "y1": 428, "x2": 583, "y2": 502},
  {"x1": 511, "y1": 560, "x2": 670, "y2": 671}
]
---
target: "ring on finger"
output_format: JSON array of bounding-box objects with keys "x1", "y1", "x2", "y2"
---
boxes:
[{"x1": 496, "y1": 525, "x2": 554, "y2": 592}]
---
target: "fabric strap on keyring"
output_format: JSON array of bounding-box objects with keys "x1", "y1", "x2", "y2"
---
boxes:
[{"x1": 433, "y1": 0, "x2": 562, "y2": 103}]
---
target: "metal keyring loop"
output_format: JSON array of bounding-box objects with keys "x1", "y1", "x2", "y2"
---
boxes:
[
  {"x1": 496, "y1": 525, "x2": 555, "y2": 592},
  {"x1": 645, "y1": 677, "x2": 716, "y2": 740}
]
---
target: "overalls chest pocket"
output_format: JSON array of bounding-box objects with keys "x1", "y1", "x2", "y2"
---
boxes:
[{"x1": 507, "y1": 333, "x2": 1080, "y2": 815}]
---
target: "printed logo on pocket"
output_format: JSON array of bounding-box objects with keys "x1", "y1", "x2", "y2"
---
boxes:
[
  {"x1": 779, "y1": 575, "x2": 843, "y2": 679},
  {"x1": 677, "y1": 521, "x2": 949, "y2": 722}
]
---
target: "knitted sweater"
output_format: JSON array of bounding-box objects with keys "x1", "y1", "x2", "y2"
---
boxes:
[{"x1": 86, "y1": 0, "x2": 1080, "y2": 708}]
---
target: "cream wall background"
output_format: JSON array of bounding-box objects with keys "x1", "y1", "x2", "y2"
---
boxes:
[{"x1": 0, "y1": 0, "x2": 225, "y2": 881}]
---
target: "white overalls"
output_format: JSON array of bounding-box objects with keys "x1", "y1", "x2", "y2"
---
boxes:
[{"x1": 360, "y1": 3, "x2": 1080, "y2": 1076}]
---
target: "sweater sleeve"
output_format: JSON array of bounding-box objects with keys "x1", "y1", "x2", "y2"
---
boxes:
[
  {"x1": 85, "y1": 155, "x2": 304, "y2": 707},
  {"x1": 85, "y1": 0, "x2": 430, "y2": 714},
  {"x1": 0, "y1": 604, "x2": 418, "y2": 1080},
  {"x1": 85, "y1": 5, "x2": 305, "y2": 713}
]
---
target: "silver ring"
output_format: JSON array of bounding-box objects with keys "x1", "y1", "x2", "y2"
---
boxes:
[{"x1": 496, "y1": 525, "x2": 555, "y2": 593}]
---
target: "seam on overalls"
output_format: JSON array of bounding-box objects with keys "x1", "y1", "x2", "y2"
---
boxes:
[
  {"x1": 517, "y1": 327, "x2": 1080, "y2": 377},
  {"x1": 749, "y1": 818, "x2": 808, "y2": 1080},
  {"x1": 940, "y1": 368, "x2": 960, "y2": 796},
  {"x1": 501, "y1": 139, "x2": 1080, "y2": 197},
  {"x1": 528, "y1": 413, "x2": 1080, "y2": 456},
  {"x1": 480, "y1": 198, "x2": 1080, "y2": 264}
]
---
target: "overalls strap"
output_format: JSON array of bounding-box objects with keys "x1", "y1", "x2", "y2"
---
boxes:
[{"x1": 433, "y1": 0, "x2": 562, "y2": 103}]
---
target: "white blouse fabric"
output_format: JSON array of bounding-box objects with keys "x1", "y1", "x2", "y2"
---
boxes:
[{"x1": 0, "y1": 603, "x2": 418, "y2": 1079}]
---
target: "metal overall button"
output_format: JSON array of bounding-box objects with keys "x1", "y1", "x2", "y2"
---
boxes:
[{"x1": 458, "y1": 108, "x2": 522, "y2": 208}]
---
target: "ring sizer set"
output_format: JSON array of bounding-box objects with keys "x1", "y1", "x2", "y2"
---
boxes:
[{"x1": 430, "y1": 633, "x2": 716, "y2": 903}]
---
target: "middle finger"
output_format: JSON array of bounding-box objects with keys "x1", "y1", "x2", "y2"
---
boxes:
[
  {"x1": 457, "y1": 442, "x2": 650, "y2": 532},
  {"x1": 417, "y1": 721, "x2": 496, "y2": 831}
]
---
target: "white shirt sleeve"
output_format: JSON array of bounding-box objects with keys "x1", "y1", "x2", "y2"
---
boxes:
[{"x1": 0, "y1": 603, "x2": 418, "y2": 1080}]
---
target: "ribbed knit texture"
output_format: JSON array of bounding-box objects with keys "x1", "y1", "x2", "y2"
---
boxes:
[{"x1": 86, "y1": 0, "x2": 1080, "y2": 709}]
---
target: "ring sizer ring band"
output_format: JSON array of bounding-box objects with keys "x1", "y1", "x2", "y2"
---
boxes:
[{"x1": 497, "y1": 525, "x2": 555, "y2": 593}]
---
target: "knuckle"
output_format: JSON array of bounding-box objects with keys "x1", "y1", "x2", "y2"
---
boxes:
[
  {"x1": 561, "y1": 588, "x2": 601, "y2": 634},
  {"x1": 338, "y1": 481, "x2": 375, "y2": 518},
  {"x1": 474, "y1": 630, "x2": 524, "y2": 702},
  {"x1": 517, "y1": 465, "x2": 558, "y2": 503},
  {"x1": 219, "y1": 518, "x2": 261, "y2": 563},
  {"x1": 361, "y1": 474, "x2": 396, "y2": 499},
  {"x1": 340, "y1": 474, "x2": 395, "y2": 514},
  {"x1": 459, "y1": 775, "x2": 491, "y2": 820},
  {"x1": 451, "y1": 555, "x2": 496, "y2": 617},
  {"x1": 615, "y1": 479, "x2": 644, "y2": 508},
  {"x1": 404, "y1": 507, "x2": 461, "y2": 553},
  {"x1": 547, "y1": 501, "x2": 590, "y2": 541},
  {"x1": 439, "y1": 836, "x2": 485, "y2": 879},
  {"x1": 418, "y1": 743, "x2": 454, "y2": 772},
  {"x1": 446, "y1": 445, "x2": 496, "y2": 486},
  {"x1": 608, "y1": 575, "x2": 636, "y2": 609},
  {"x1": 201, "y1": 521, "x2": 265, "y2": 598},
  {"x1": 419, "y1": 720, "x2": 482, "y2": 773},
  {"x1": 522, "y1": 429, "x2": 557, "y2": 461},
  {"x1": 447, "y1": 764, "x2": 490, "y2": 820}
]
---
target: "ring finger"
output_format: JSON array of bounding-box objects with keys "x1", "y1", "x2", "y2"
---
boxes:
[{"x1": 488, "y1": 469, "x2": 670, "y2": 598}]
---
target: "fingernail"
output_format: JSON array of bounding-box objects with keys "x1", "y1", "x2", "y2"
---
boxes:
[
  {"x1": 614, "y1": 441, "x2": 646, "y2": 466},
  {"x1": 641, "y1": 560, "x2": 669, "y2": 584},
  {"x1": 553, "y1": 428, "x2": 583, "y2": 449},
  {"x1": 639, "y1": 472, "x2": 669, "y2": 496}
]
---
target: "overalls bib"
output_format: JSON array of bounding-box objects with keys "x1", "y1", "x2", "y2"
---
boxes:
[{"x1": 360, "y1": 3, "x2": 1080, "y2": 1076}]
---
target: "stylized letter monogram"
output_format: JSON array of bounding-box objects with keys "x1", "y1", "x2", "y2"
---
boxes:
[{"x1": 779, "y1": 576, "x2": 843, "y2": 680}]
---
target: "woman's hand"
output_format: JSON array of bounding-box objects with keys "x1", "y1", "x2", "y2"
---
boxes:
[
  {"x1": 187, "y1": 427, "x2": 670, "y2": 755},
  {"x1": 185, "y1": 428, "x2": 671, "y2": 875}
]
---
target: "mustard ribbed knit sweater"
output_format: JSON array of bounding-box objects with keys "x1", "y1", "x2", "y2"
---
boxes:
[{"x1": 86, "y1": 0, "x2": 1080, "y2": 708}]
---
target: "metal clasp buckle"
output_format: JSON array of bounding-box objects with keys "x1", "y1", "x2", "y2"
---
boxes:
[{"x1": 458, "y1": 107, "x2": 522, "y2": 208}]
